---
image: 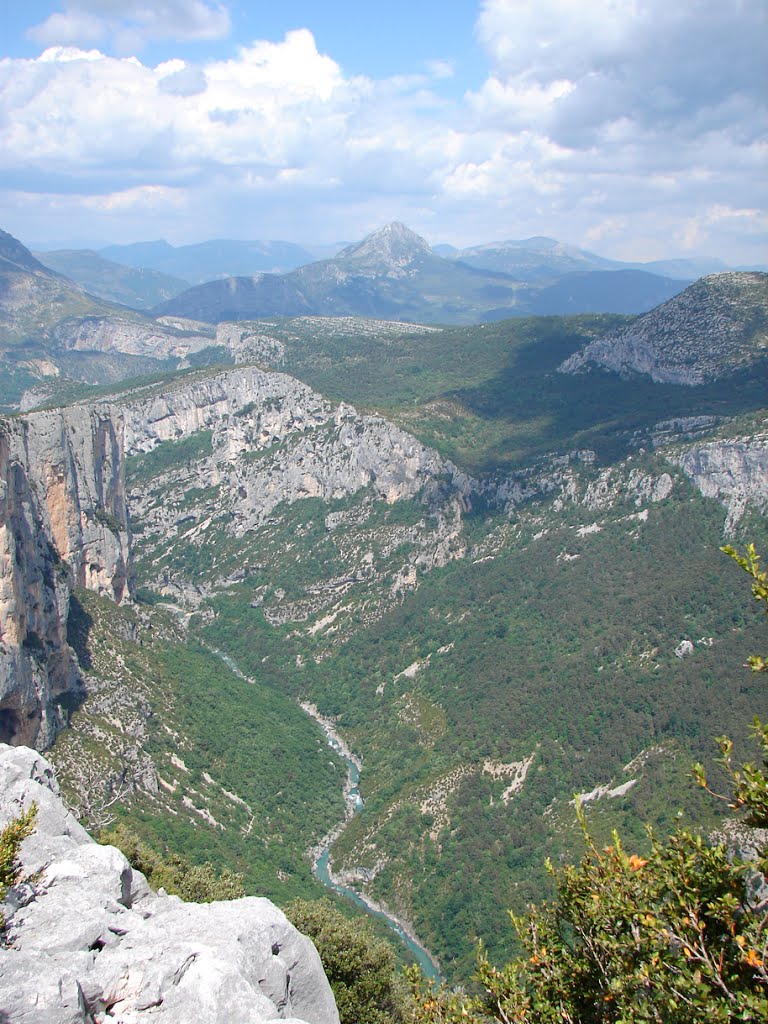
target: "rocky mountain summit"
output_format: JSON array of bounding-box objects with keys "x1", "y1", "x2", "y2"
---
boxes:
[
  {"x1": 0, "y1": 743, "x2": 339, "y2": 1024},
  {"x1": 151, "y1": 221, "x2": 522, "y2": 325},
  {"x1": 153, "y1": 222, "x2": 690, "y2": 326},
  {"x1": 560, "y1": 272, "x2": 768, "y2": 383},
  {"x1": 335, "y1": 222, "x2": 432, "y2": 275}
]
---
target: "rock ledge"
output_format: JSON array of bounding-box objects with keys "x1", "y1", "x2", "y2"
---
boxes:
[{"x1": 0, "y1": 744, "x2": 339, "y2": 1024}]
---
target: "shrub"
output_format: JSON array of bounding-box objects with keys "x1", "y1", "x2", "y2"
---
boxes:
[
  {"x1": 0, "y1": 805, "x2": 37, "y2": 932},
  {"x1": 286, "y1": 897, "x2": 411, "y2": 1024}
]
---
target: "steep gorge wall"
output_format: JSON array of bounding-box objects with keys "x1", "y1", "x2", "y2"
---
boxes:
[
  {"x1": 0, "y1": 405, "x2": 131, "y2": 749},
  {"x1": 675, "y1": 434, "x2": 768, "y2": 532},
  {"x1": 122, "y1": 366, "x2": 473, "y2": 530}
]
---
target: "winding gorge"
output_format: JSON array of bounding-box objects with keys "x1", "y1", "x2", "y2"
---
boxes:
[{"x1": 0, "y1": 222, "x2": 767, "y2": 1018}]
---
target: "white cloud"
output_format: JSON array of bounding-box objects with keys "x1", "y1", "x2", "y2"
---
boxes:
[
  {"x1": 29, "y1": 1, "x2": 230, "y2": 53},
  {"x1": 474, "y1": 0, "x2": 767, "y2": 145},
  {"x1": 1, "y1": 5, "x2": 765, "y2": 264},
  {"x1": 426, "y1": 59, "x2": 455, "y2": 80}
]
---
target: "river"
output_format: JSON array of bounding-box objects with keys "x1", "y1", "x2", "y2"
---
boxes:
[
  {"x1": 186, "y1": 625, "x2": 442, "y2": 980},
  {"x1": 302, "y1": 702, "x2": 442, "y2": 981}
]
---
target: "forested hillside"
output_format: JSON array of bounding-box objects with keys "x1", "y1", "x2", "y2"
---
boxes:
[{"x1": 1, "y1": 267, "x2": 765, "y2": 985}]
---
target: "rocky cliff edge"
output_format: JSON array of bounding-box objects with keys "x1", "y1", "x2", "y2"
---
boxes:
[
  {"x1": 0, "y1": 743, "x2": 339, "y2": 1024},
  {"x1": 0, "y1": 406, "x2": 132, "y2": 749}
]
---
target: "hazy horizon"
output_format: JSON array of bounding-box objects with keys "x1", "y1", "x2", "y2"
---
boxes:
[{"x1": 1, "y1": 1, "x2": 765, "y2": 264}]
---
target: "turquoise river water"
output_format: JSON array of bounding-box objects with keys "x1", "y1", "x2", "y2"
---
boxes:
[
  {"x1": 312, "y1": 731, "x2": 441, "y2": 981},
  {"x1": 203, "y1": 638, "x2": 441, "y2": 980}
]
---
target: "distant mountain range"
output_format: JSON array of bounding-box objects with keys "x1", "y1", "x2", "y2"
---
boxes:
[
  {"x1": 99, "y1": 237, "x2": 321, "y2": 282},
  {"x1": 152, "y1": 222, "x2": 690, "y2": 325},
  {"x1": 28, "y1": 224, "x2": 766, "y2": 323},
  {"x1": 32, "y1": 248, "x2": 190, "y2": 310},
  {"x1": 436, "y1": 236, "x2": 741, "y2": 282}
]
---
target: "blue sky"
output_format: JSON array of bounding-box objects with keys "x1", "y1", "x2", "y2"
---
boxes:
[
  {"x1": 0, "y1": 1, "x2": 765, "y2": 263},
  {"x1": 0, "y1": 2, "x2": 485, "y2": 89}
]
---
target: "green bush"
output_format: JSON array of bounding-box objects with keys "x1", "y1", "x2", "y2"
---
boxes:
[
  {"x1": 0, "y1": 805, "x2": 37, "y2": 931},
  {"x1": 100, "y1": 822, "x2": 245, "y2": 903},
  {"x1": 286, "y1": 898, "x2": 412, "y2": 1024}
]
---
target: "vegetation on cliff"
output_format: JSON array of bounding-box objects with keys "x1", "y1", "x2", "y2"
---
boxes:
[
  {"x1": 286, "y1": 898, "x2": 412, "y2": 1024},
  {"x1": 0, "y1": 805, "x2": 36, "y2": 931},
  {"x1": 409, "y1": 546, "x2": 768, "y2": 1021}
]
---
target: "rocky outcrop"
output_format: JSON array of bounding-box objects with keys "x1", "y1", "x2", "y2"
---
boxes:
[
  {"x1": 123, "y1": 366, "x2": 472, "y2": 532},
  {"x1": 0, "y1": 406, "x2": 131, "y2": 749},
  {"x1": 674, "y1": 434, "x2": 768, "y2": 532},
  {"x1": 559, "y1": 272, "x2": 768, "y2": 384},
  {"x1": 0, "y1": 744, "x2": 339, "y2": 1024},
  {"x1": 215, "y1": 323, "x2": 287, "y2": 365},
  {"x1": 52, "y1": 316, "x2": 214, "y2": 361},
  {"x1": 120, "y1": 365, "x2": 473, "y2": 640}
]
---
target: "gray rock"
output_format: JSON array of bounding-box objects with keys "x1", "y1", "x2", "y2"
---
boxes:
[
  {"x1": 0, "y1": 745, "x2": 339, "y2": 1024},
  {"x1": 559, "y1": 272, "x2": 768, "y2": 384},
  {"x1": 0, "y1": 405, "x2": 132, "y2": 750},
  {"x1": 674, "y1": 435, "x2": 768, "y2": 533},
  {"x1": 674, "y1": 640, "x2": 695, "y2": 658}
]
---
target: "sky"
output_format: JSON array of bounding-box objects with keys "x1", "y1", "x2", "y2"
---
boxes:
[{"x1": 0, "y1": 0, "x2": 766, "y2": 263}]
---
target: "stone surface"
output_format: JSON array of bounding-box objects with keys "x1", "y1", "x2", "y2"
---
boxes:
[
  {"x1": 0, "y1": 744, "x2": 339, "y2": 1024},
  {"x1": 121, "y1": 365, "x2": 473, "y2": 555},
  {"x1": 52, "y1": 317, "x2": 213, "y2": 362},
  {"x1": 0, "y1": 406, "x2": 131, "y2": 749},
  {"x1": 559, "y1": 272, "x2": 768, "y2": 384},
  {"x1": 674, "y1": 435, "x2": 768, "y2": 532}
]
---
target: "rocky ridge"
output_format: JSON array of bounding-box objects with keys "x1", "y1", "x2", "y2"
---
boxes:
[
  {"x1": 0, "y1": 743, "x2": 339, "y2": 1024},
  {"x1": 120, "y1": 366, "x2": 473, "y2": 635},
  {"x1": 559, "y1": 272, "x2": 768, "y2": 383},
  {"x1": 52, "y1": 316, "x2": 215, "y2": 362},
  {"x1": 0, "y1": 405, "x2": 131, "y2": 749}
]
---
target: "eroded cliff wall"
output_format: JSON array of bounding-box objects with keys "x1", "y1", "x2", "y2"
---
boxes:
[{"x1": 0, "y1": 405, "x2": 131, "y2": 749}]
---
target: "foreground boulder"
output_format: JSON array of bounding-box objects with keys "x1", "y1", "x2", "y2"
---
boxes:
[{"x1": 0, "y1": 744, "x2": 340, "y2": 1024}]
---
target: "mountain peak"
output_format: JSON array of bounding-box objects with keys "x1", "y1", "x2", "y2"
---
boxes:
[
  {"x1": 0, "y1": 227, "x2": 58, "y2": 277},
  {"x1": 338, "y1": 222, "x2": 432, "y2": 267}
]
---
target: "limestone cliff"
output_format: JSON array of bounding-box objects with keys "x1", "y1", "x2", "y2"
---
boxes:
[
  {"x1": 121, "y1": 366, "x2": 473, "y2": 635},
  {"x1": 0, "y1": 744, "x2": 339, "y2": 1024},
  {"x1": 0, "y1": 406, "x2": 131, "y2": 749},
  {"x1": 123, "y1": 366, "x2": 472, "y2": 511},
  {"x1": 559, "y1": 272, "x2": 768, "y2": 384},
  {"x1": 53, "y1": 315, "x2": 215, "y2": 361},
  {"x1": 674, "y1": 434, "x2": 768, "y2": 532}
]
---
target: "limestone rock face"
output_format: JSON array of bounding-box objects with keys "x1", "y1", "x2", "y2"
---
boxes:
[
  {"x1": 0, "y1": 406, "x2": 131, "y2": 748},
  {"x1": 52, "y1": 316, "x2": 214, "y2": 362},
  {"x1": 122, "y1": 366, "x2": 473, "y2": 535},
  {"x1": 215, "y1": 322, "x2": 287, "y2": 365},
  {"x1": 0, "y1": 744, "x2": 340, "y2": 1024},
  {"x1": 675, "y1": 435, "x2": 768, "y2": 532},
  {"x1": 559, "y1": 272, "x2": 768, "y2": 384}
]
